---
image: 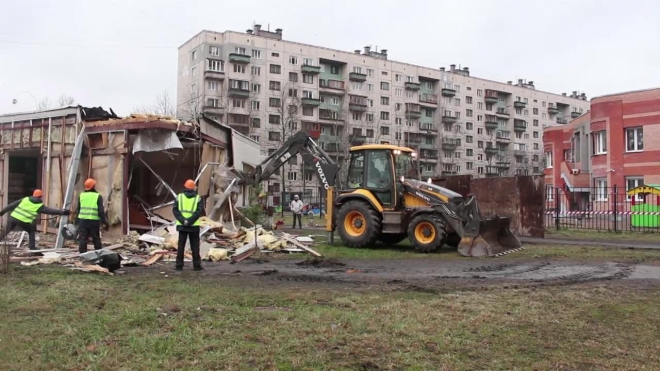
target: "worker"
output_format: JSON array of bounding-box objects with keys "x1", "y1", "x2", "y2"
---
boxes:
[
  {"x1": 172, "y1": 179, "x2": 203, "y2": 271},
  {"x1": 0, "y1": 189, "x2": 70, "y2": 250},
  {"x1": 76, "y1": 178, "x2": 108, "y2": 253},
  {"x1": 290, "y1": 194, "x2": 303, "y2": 229}
]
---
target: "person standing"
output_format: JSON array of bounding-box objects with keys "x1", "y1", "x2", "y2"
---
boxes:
[
  {"x1": 76, "y1": 178, "x2": 108, "y2": 253},
  {"x1": 0, "y1": 189, "x2": 70, "y2": 250},
  {"x1": 172, "y1": 179, "x2": 203, "y2": 271},
  {"x1": 290, "y1": 194, "x2": 303, "y2": 229}
]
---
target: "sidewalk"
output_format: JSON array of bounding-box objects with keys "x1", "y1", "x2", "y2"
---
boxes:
[{"x1": 519, "y1": 236, "x2": 660, "y2": 250}]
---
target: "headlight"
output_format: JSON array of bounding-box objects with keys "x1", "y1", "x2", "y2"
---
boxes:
[{"x1": 411, "y1": 152, "x2": 417, "y2": 157}]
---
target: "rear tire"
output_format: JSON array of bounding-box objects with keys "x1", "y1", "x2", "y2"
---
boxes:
[
  {"x1": 408, "y1": 214, "x2": 447, "y2": 253},
  {"x1": 336, "y1": 201, "x2": 381, "y2": 248},
  {"x1": 378, "y1": 233, "x2": 407, "y2": 245}
]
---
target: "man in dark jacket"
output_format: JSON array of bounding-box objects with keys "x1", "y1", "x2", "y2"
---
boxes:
[
  {"x1": 76, "y1": 178, "x2": 108, "y2": 253},
  {"x1": 172, "y1": 179, "x2": 204, "y2": 271},
  {"x1": 0, "y1": 189, "x2": 70, "y2": 250}
]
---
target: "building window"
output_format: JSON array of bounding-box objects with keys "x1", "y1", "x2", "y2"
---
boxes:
[
  {"x1": 252, "y1": 83, "x2": 261, "y2": 93},
  {"x1": 395, "y1": 88, "x2": 403, "y2": 97},
  {"x1": 395, "y1": 103, "x2": 402, "y2": 111},
  {"x1": 477, "y1": 141, "x2": 483, "y2": 148},
  {"x1": 209, "y1": 46, "x2": 220, "y2": 56},
  {"x1": 380, "y1": 111, "x2": 390, "y2": 120},
  {"x1": 303, "y1": 107, "x2": 314, "y2": 116},
  {"x1": 477, "y1": 128, "x2": 483, "y2": 135},
  {"x1": 380, "y1": 126, "x2": 390, "y2": 135},
  {"x1": 477, "y1": 89, "x2": 483, "y2": 97},
  {"x1": 367, "y1": 68, "x2": 374, "y2": 77},
  {"x1": 366, "y1": 114, "x2": 374, "y2": 122},
  {"x1": 251, "y1": 66, "x2": 261, "y2": 76},
  {"x1": 454, "y1": 98, "x2": 461, "y2": 106},
  {"x1": 191, "y1": 50, "x2": 198, "y2": 60},
  {"x1": 367, "y1": 84, "x2": 374, "y2": 92},
  {"x1": 330, "y1": 97, "x2": 340, "y2": 105},
  {"x1": 251, "y1": 100, "x2": 260, "y2": 110},
  {"x1": 466, "y1": 122, "x2": 473, "y2": 130},
  {"x1": 271, "y1": 52, "x2": 279, "y2": 57},
  {"x1": 269, "y1": 81, "x2": 281, "y2": 91},
  {"x1": 533, "y1": 131, "x2": 539, "y2": 139},
  {"x1": 208, "y1": 81, "x2": 218, "y2": 91},
  {"x1": 524, "y1": 109, "x2": 529, "y2": 116},
  {"x1": 330, "y1": 66, "x2": 339, "y2": 74},
  {"x1": 466, "y1": 109, "x2": 473, "y2": 117},
  {"x1": 477, "y1": 102, "x2": 483, "y2": 109},
  {"x1": 466, "y1": 96, "x2": 473, "y2": 104},
  {"x1": 352, "y1": 111, "x2": 362, "y2": 121},
  {"x1": 268, "y1": 131, "x2": 281, "y2": 141},
  {"x1": 466, "y1": 148, "x2": 473, "y2": 156},
  {"x1": 545, "y1": 151, "x2": 553, "y2": 168},
  {"x1": 232, "y1": 99, "x2": 245, "y2": 108},
  {"x1": 289, "y1": 72, "x2": 298, "y2": 82},
  {"x1": 380, "y1": 82, "x2": 390, "y2": 91},
  {"x1": 191, "y1": 66, "x2": 197, "y2": 77},
  {"x1": 477, "y1": 115, "x2": 483, "y2": 122},
  {"x1": 593, "y1": 131, "x2": 607, "y2": 154},
  {"x1": 595, "y1": 178, "x2": 608, "y2": 201},
  {"x1": 207, "y1": 98, "x2": 219, "y2": 107},
  {"x1": 626, "y1": 177, "x2": 644, "y2": 201},
  {"x1": 269, "y1": 115, "x2": 280, "y2": 125},
  {"x1": 289, "y1": 56, "x2": 298, "y2": 65},
  {"x1": 303, "y1": 74, "x2": 314, "y2": 84},
  {"x1": 270, "y1": 64, "x2": 281, "y2": 74},
  {"x1": 251, "y1": 118, "x2": 261, "y2": 128},
  {"x1": 534, "y1": 143, "x2": 539, "y2": 150},
  {"x1": 233, "y1": 64, "x2": 246, "y2": 74},
  {"x1": 235, "y1": 47, "x2": 246, "y2": 54},
  {"x1": 546, "y1": 184, "x2": 555, "y2": 201},
  {"x1": 395, "y1": 74, "x2": 402, "y2": 82},
  {"x1": 366, "y1": 129, "x2": 374, "y2": 138},
  {"x1": 406, "y1": 90, "x2": 414, "y2": 99},
  {"x1": 353, "y1": 82, "x2": 363, "y2": 91},
  {"x1": 533, "y1": 108, "x2": 539, "y2": 115},
  {"x1": 207, "y1": 59, "x2": 224, "y2": 72},
  {"x1": 249, "y1": 135, "x2": 260, "y2": 142},
  {"x1": 381, "y1": 96, "x2": 390, "y2": 106},
  {"x1": 533, "y1": 119, "x2": 539, "y2": 127},
  {"x1": 626, "y1": 127, "x2": 643, "y2": 152},
  {"x1": 287, "y1": 172, "x2": 297, "y2": 181},
  {"x1": 251, "y1": 49, "x2": 261, "y2": 59},
  {"x1": 269, "y1": 97, "x2": 280, "y2": 107}
]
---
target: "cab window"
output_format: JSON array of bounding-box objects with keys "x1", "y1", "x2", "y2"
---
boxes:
[
  {"x1": 347, "y1": 151, "x2": 364, "y2": 189},
  {"x1": 366, "y1": 150, "x2": 392, "y2": 189}
]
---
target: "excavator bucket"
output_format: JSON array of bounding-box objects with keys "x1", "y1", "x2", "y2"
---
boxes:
[{"x1": 457, "y1": 216, "x2": 523, "y2": 257}]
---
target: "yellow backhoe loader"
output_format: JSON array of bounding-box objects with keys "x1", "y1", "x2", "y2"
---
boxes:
[{"x1": 234, "y1": 131, "x2": 523, "y2": 257}]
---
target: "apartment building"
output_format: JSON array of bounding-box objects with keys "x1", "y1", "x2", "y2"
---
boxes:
[
  {"x1": 544, "y1": 87, "x2": 660, "y2": 211},
  {"x1": 177, "y1": 25, "x2": 590, "y2": 203}
]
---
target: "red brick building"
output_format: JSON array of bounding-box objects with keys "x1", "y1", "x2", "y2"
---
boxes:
[{"x1": 544, "y1": 87, "x2": 660, "y2": 213}]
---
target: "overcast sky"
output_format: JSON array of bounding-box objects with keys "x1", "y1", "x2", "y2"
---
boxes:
[{"x1": 1, "y1": 0, "x2": 659, "y2": 115}]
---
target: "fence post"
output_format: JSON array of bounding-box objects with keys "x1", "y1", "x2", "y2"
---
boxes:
[
  {"x1": 555, "y1": 186, "x2": 560, "y2": 231},
  {"x1": 613, "y1": 185, "x2": 618, "y2": 232}
]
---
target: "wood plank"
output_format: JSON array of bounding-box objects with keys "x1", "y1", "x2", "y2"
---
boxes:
[{"x1": 282, "y1": 235, "x2": 322, "y2": 257}]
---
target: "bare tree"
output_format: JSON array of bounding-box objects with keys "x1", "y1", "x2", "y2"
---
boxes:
[
  {"x1": 153, "y1": 91, "x2": 176, "y2": 117},
  {"x1": 57, "y1": 95, "x2": 76, "y2": 107},
  {"x1": 37, "y1": 97, "x2": 50, "y2": 110}
]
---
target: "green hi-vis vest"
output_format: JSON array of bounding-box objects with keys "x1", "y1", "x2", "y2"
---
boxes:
[
  {"x1": 176, "y1": 193, "x2": 201, "y2": 226},
  {"x1": 79, "y1": 192, "x2": 101, "y2": 220},
  {"x1": 10, "y1": 197, "x2": 42, "y2": 223}
]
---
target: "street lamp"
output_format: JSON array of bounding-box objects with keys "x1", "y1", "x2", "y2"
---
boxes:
[{"x1": 12, "y1": 91, "x2": 38, "y2": 111}]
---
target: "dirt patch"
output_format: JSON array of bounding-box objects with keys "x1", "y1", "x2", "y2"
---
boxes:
[{"x1": 296, "y1": 257, "x2": 346, "y2": 268}]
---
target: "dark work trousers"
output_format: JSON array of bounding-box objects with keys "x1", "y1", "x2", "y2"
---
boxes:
[
  {"x1": 0, "y1": 217, "x2": 37, "y2": 250},
  {"x1": 176, "y1": 230, "x2": 201, "y2": 269},
  {"x1": 78, "y1": 226, "x2": 102, "y2": 253},
  {"x1": 292, "y1": 213, "x2": 302, "y2": 228}
]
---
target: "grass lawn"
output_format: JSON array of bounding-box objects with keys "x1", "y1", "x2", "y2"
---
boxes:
[{"x1": 1, "y1": 265, "x2": 659, "y2": 370}]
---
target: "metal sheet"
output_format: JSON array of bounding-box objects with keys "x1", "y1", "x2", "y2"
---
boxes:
[
  {"x1": 55, "y1": 128, "x2": 86, "y2": 249},
  {"x1": 132, "y1": 129, "x2": 182, "y2": 154}
]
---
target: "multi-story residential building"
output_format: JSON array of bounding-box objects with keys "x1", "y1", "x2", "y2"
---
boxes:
[
  {"x1": 544, "y1": 87, "x2": 660, "y2": 212},
  {"x1": 177, "y1": 25, "x2": 589, "y2": 204}
]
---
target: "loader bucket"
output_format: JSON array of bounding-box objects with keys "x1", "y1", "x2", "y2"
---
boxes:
[{"x1": 457, "y1": 217, "x2": 523, "y2": 257}]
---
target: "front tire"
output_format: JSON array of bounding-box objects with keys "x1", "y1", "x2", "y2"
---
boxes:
[
  {"x1": 408, "y1": 214, "x2": 447, "y2": 253},
  {"x1": 336, "y1": 201, "x2": 381, "y2": 248}
]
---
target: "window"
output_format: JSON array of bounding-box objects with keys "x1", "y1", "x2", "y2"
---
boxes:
[
  {"x1": 366, "y1": 68, "x2": 374, "y2": 77},
  {"x1": 477, "y1": 89, "x2": 483, "y2": 96},
  {"x1": 232, "y1": 99, "x2": 246, "y2": 108},
  {"x1": 208, "y1": 81, "x2": 218, "y2": 91},
  {"x1": 235, "y1": 47, "x2": 246, "y2": 54},
  {"x1": 533, "y1": 119, "x2": 539, "y2": 127},
  {"x1": 516, "y1": 108, "x2": 523, "y2": 115},
  {"x1": 395, "y1": 132, "x2": 402, "y2": 140},
  {"x1": 524, "y1": 133, "x2": 530, "y2": 140},
  {"x1": 269, "y1": 81, "x2": 281, "y2": 91},
  {"x1": 287, "y1": 172, "x2": 297, "y2": 181},
  {"x1": 593, "y1": 131, "x2": 607, "y2": 154},
  {"x1": 395, "y1": 117, "x2": 402, "y2": 125},
  {"x1": 546, "y1": 184, "x2": 555, "y2": 201},
  {"x1": 466, "y1": 109, "x2": 473, "y2": 117},
  {"x1": 250, "y1": 135, "x2": 260, "y2": 142},
  {"x1": 467, "y1": 148, "x2": 473, "y2": 156},
  {"x1": 545, "y1": 151, "x2": 553, "y2": 168},
  {"x1": 466, "y1": 135, "x2": 473, "y2": 143},
  {"x1": 542, "y1": 113, "x2": 547, "y2": 119},
  {"x1": 626, "y1": 127, "x2": 643, "y2": 152},
  {"x1": 524, "y1": 109, "x2": 529, "y2": 116},
  {"x1": 352, "y1": 112, "x2": 362, "y2": 121},
  {"x1": 251, "y1": 49, "x2": 261, "y2": 59},
  {"x1": 207, "y1": 59, "x2": 223, "y2": 72},
  {"x1": 366, "y1": 114, "x2": 374, "y2": 122},
  {"x1": 477, "y1": 102, "x2": 483, "y2": 109},
  {"x1": 353, "y1": 82, "x2": 363, "y2": 91},
  {"x1": 270, "y1": 64, "x2": 281, "y2": 74},
  {"x1": 382, "y1": 71, "x2": 388, "y2": 76},
  {"x1": 269, "y1": 97, "x2": 280, "y2": 107},
  {"x1": 533, "y1": 131, "x2": 539, "y2": 139},
  {"x1": 330, "y1": 96, "x2": 340, "y2": 105},
  {"x1": 191, "y1": 50, "x2": 197, "y2": 60},
  {"x1": 251, "y1": 100, "x2": 260, "y2": 110},
  {"x1": 209, "y1": 46, "x2": 220, "y2": 56},
  {"x1": 477, "y1": 115, "x2": 483, "y2": 122},
  {"x1": 467, "y1": 162, "x2": 473, "y2": 170},
  {"x1": 289, "y1": 72, "x2": 298, "y2": 82},
  {"x1": 268, "y1": 131, "x2": 281, "y2": 141},
  {"x1": 303, "y1": 107, "x2": 314, "y2": 116},
  {"x1": 301, "y1": 58, "x2": 314, "y2": 66},
  {"x1": 365, "y1": 129, "x2": 374, "y2": 138},
  {"x1": 271, "y1": 52, "x2": 279, "y2": 57},
  {"x1": 395, "y1": 88, "x2": 403, "y2": 97},
  {"x1": 626, "y1": 177, "x2": 644, "y2": 201},
  {"x1": 367, "y1": 99, "x2": 374, "y2": 107},
  {"x1": 251, "y1": 66, "x2": 261, "y2": 76},
  {"x1": 406, "y1": 90, "x2": 414, "y2": 98},
  {"x1": 191, "y1": 66, "x2": 197, "y2": 77},
  {"x1": 252, "y1": 83, "x2": 261, "y2": 93},
  {"x1": 478, "y1": 154, "x2": 483, "y2": 161},
  {"x1": 380, "y1": 111, "x2": 390, "y2": 120},
  {"x1": 444, "y1": 97, "x2": 452, "y2": 105},
  {"x1": 289, "y1": 56, "x2": 298, "y2": 65},
  {"x1": 477, "y1": 141, "x2": 484, "y2": 148},
  {"x1": 380, "y1": 126, "x2": 390, "y2": 135},
  {"x1": 381, "y1": 97, "x2": 390, "y2": 106},
  {"x1": 269, "y1": 115, "x2": 280, "y2": 125},
  {"x1": 251, "y1": 118, "x2": 261, "y2": 128},
  {"x1": 380, "y1": 82, "x2": 390, "y2": 91},
  {"x1": 532, "y1": 154, "x2": 539, "y2": 162},
  {"x1": 395, "y1": 74, "x2": 402, "y2": 82},
  {"x1": 303, "y1": 74, "x2": 314, "y2": 84},
  {"x1": 534, "y1": 143, "x2": 539, "y2": 150},
  {"x1": 330, "y1": 66, "x2": 339, "y2": 74},
  {"x1": 477, "y1": 128, "x2": 483, "y2": 135},
  {"x1": 395, "y1": 103, "x2": 402, "y2": 111},
  {"x1": 367, "y1": 83, "x2": 374, "y2": 92},
  {"x1": 233, "y1": 64, "x2": 246, "y2": 74},
  {"x1": 207, "y1": 98, "x2": 219, "y2": 107},
  {"x1": 347, "y1": 152, "x2": 365, "y2": 189},
  {"x1": 595, "y1": 178, "x2": 608, "y2": 201},
  {"x1": 454, "y1": 98, "x2": 461, "y2": 106},
  {"x1": 533, "y1": 108, "x2": 539, "y2": 115},
  {"x1": 303, "y1": 90, "x2": 314, "y2": 99}
]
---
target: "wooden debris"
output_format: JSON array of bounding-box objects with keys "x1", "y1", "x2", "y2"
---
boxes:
[
  {"x1": 141, "y1": 254, "x2": 163, "y2": 267},
  {"x1": 282, "y1": 236, "x2": 322, "y2": 257}
]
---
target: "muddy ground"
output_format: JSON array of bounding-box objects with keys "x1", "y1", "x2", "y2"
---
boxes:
[{"x1": 125, "y1": 256, "x2": 660, "y2": 291}]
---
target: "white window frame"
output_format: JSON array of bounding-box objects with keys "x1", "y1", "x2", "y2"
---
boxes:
[
  {"x1": 209, "y1": 46, "x2": 220, "y2": 56},
  {"x1": 595, "y1": 178, "x2": 608, "y2": 201},
  {"x1": 251, "y1": 66, "x2": 261, "y2": 76},
  {"x1": 626, "y1": 127, "x2": 643, "y2": 152},
  {"x1": 594, "y1": 131, "x2": 607, "y2": 155},
  {"x1": 207, "y1": 59, "x2": 224, "y2": 72},
  {"x1": 545, "y1": 151, "x2": 553, "y2": 168},
  {"x1": 235, "y1": 47, "x2": 246, "y2": 55},
  {"x1": 626, "y1": 177, "x2": 644, "y2": 202},
  {"x1": 546, "y1": 184, "x2": 554, "y2": 201},
  {"x1": 289, "y1": 56, "x2": 298, "y2": 65},
  {"x1": 208, "y1": 81, "x2": 218, "y2": 91},
  {"x1": 251, "y1": 49, "x2": 261, "y2": 59}
]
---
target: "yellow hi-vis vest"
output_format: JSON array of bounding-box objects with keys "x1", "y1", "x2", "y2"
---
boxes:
[
  {"x1": 176, "y1": 193, "x2": 201, "y2": 226},
  {"x1": 79, "y1": 192, "x2": 101, "y2": 220},
  {"x1": 10, "y1": 197, "x2": 42, "y2": 223}
]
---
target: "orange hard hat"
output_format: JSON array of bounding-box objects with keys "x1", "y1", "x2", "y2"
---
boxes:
[
  {"x1": 184, "y1": 179, "x2": 196, "y2": 190},
  {"x1": 33, "y1": 189, "x2": 43, "y2": 198},
  {"x1": 84, "y1": 178, "x2": 96, "y2": 190}
]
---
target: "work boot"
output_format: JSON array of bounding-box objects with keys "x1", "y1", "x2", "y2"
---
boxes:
[
  {"x1": 175, "y1": 265, "x2": 183, "y2": 271},
  {"x1": 193, "y1": 266, "x2": 203, "y2": 271}
]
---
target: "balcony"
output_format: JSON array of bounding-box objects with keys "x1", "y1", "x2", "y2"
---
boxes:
[
  {"x1": 485, "y1": 147, "x2": 499, "y2": 155},
  {"x1": 513, "y1": 101, "x2": 526, "y2": 108},
  {"x1": 203, "y1": 106, "x2": 223, "y2": 115},
  {"x1": 405, "y1": 103, "x2": 422, "y2": 119},
  {"x1": 302, "y1": 98, "x2": 321, "y2": 107},
  {"x1": 514, "y1": 150, "x2": 528, "y2": 157},
  {"x1": 419, "y1": 123, "x2": 436, "y2": 132},
  {"x1": 548, "y1": 105, "x2": 559, "y2": 115},
  {"x1": 557, "y1": 117, "x2": 568, "y2": 124},
  {"x1": 349, "y1": 95, "x2": 368, "y2": 111},
  {"x1": 319, "y1": 79, "x2": 345, "y2": 93},
  {"x1": 441, "y1": 88, "x2": 456, "y2": 97},
  {"x1": 420, "y1": 151, "x2": 439, "y2": 161},
  {"x1": 419, "y1": 93, "x2": 438, "y2": 105},
  {"x1": 349, "y1": 104, "x2": 367, "y2": 112},
  {"x1": 514, "y1": 120, "x2": 527, "y2": 132},
  {"x1": 485, "y1": 115, "x2": 499, "y2": 129},
  {"x1": 205, "y1": 70, "x2": 225, "y2": 80},
  {"x1": 441, "y1": 115, "x2": 458, "y2": 124},
  {"x1": 349, "y1": 72, "x2": 367, "y2": 82},
  {"x1": 496, "y1": 132, "x2": 511, "y2": 142},
  {"x1": 405, "y1": 82, "x2": 421, "y2": 90},
  {"x1": 421, "y1": 170, "x2": 435, "y2": 178},
  {"x1": 484, "y1": 90, "x2": 499, "y2": 104},
  {"x1": 302, "y1": 64, "x2": 321, "y2": 74},
  {"x1": 495, "y1": 108, "x2": 510, "y2": 117},
  {"x1": 485, "y1": 166, "x2": 500, "y2": 176},
  {"x1": 228, "y1": 87, "x2": 250, "y2": 98},
  {"x1": 442, "y1": 139, "x2": 459, "y2": 151},
  {"x1": 571, "y1": 111, "x2": 581, "y2": 119},
  {"x1": 228, "y1": 53, "x2": 251, "y2": 64},
  {"x1": 324, "y1": 143, "x2": 342, "y2": 153},
  {"x1": 319, "y1": 109, "x2": 340, "y2": 121}
]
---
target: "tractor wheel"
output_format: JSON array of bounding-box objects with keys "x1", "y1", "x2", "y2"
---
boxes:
[
  {"x1": 378, "y1": 233, "x2": 407, "y2": 245},
  {"x1": 445, "y1": 232, "x2": 461, "y2": 248},
  {"x1": 336, "y1": 201, "x2": 381, "y2": 248},
  {"x1": 408, "y1": 214, "x2": 447, "y2": 253}
]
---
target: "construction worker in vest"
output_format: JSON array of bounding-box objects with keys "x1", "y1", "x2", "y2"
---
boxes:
[
  {"x1": 172, "y1": 179, "x2": 204, "y2": 271},
  {"x1": 0, "y1": 189, "x2": 70, "y2": 250},
  {"x1": 75, "y1": 178, "x2": 108, "y2": 253}
]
